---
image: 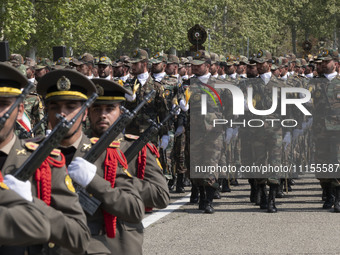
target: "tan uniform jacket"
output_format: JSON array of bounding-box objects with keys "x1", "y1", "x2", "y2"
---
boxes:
[
  {"x1": 1, "y1": 136, "x2": 91, "y2": 254},
  {"x1": 106, "y1": 134, "x2": 170, "y2": 255},
  {"x1": 67, "y1": 134, "x2": 145, "y2": 255},
  {"x1": 0, "y1": 188, "x2": 51, "y2": 246}
]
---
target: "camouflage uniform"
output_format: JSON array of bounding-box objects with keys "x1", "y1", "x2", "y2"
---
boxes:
[{"x1": 311, "y1": 49, "x2": 340, "y2": 212}]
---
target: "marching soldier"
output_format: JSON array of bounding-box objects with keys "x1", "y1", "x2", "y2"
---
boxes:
[
  {"x1": 86, "y1": 78, "x2": 169, "y2": 254},
  {"x1": 0, "y1": 62, "x2": 91, "y2": 254},
  {"x1": 36, "y1": 69, "x2": 145, "y2": 254},
  {"x1": 311, "y1": 49, "x2": 340, "y2": 212},
  {"x1": 124, "y1": 48, "x2": 169, "y2": 146}
]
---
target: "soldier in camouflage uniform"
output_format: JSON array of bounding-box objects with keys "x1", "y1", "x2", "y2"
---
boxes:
[
  {"x1": 124, "y1": 49, "x2": 169, "y2": 146},
  {"x1": 247, "y1": 50, "x2": 285, "y2": 213},
  {"x1": 189, "y1": 50, "x2": 226, "y2": 213},
  {"x1": 311, "y1": 49, "x2": 340, "y2": 212}
]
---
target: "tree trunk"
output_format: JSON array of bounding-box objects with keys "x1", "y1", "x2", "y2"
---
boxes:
[{"x1": 291, "y1": 25, "x2": 297, "y2": 54}]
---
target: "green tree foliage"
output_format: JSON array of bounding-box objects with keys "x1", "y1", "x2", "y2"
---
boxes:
[{"x1": 0, "y1": 0, "x2": 338, "y2": 58}]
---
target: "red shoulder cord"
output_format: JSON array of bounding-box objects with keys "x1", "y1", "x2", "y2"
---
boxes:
[
  {"x1": 35, "y1": 154, "x2": 65, "y2": 206},
  {"x1": 0, "y1": 171, "x2": 3, "y2": 182},
  {"x1": 104, "y1": 147, "x2": 128, "y2": 238},
  {"x1": 137, "y1": 143, "x2": 160, "y2": 212}
]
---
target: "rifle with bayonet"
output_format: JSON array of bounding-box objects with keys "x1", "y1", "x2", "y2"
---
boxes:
[
  {"x1": 12, "y1": 93, "x2": 98, "y2": 181},
  {"x1": 0, "y1": 82, "x2": 35, "y2": 131}
]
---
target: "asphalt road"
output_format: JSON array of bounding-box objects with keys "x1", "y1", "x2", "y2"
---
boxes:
[{"x1": 143, "y1": 178, "x2": 340, "y2": 255}]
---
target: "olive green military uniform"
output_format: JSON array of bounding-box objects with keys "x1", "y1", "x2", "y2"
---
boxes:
[
  {"x1": 0, "y1": 188, "x2": 51, "y2": 246},
  {"x1": 1, "y1": 136, "x2": 91, "y2": 254},
  {"x1": 88, "y1": 78, "x2": 169, "y2": 255},
  {"x1": 60, "y1": 134, "x2": 145, "y2": 254}
]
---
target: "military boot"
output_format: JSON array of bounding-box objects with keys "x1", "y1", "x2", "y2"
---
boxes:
[
  {"x1": 221, "y1": 178, "x2": 231, "y2": 192},
  {"x1": 334, "y1": 187, "x2": 340, "y2": 213},
  {"x1": 276, "y1": 179, "x2": 285, "y2": 198},
  {"x1": 322, "y1": 184, "x2": 335, "y2": 209},
  {"x1": 190, "y1": 183, "x2": 199, "y2": 204},
  {"x1": 267, "y1": 185, "x2": 278, "y2": 213},
  {"x1": 198, "y1": 186, "x2": 206, "y2": 210},
  {"x1": 321, "y1": 182, "x2": 327, "y2": 201},
  {"x1": 259, "y1": 184, "x2": 268, "y2": 209},
  {"x1": 204, "y1": 186, "x2": 215, "y2": 214},
  {"x1": 175, "y1": 173, "x2": 185, "y2": 193},
  {"x1": 249, "y1": 179, "x2": 256, "y2": 203}
]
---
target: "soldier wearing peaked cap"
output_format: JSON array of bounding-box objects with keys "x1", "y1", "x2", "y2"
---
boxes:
[
  {"x1": 189, "y1": 50, "x2": 229, "y2": 213},
  {"x1": 245, "y1": 49, "x2": 287, "y2": 213},
  {"x1": 35, "y1": 58, "x2": 52, "y2": 82},
  {"x1": 124, "y1": 48, "x2": 169, "y2": 147},
  {"x1": 112, "y1": 55, "x2": 132, "y2": 83},
  {"x1": 97, "y1": 56, "x2": 113, "y2": 80},
  {"x1": 311, "y1": 48, "x2": 340, "y2": 213},
  {"x1": 150, "y1": 52, "x2": 167, "y2": 83},
  {"x1": 71, "y1": 53, "x2": 95, "y2": 79},
  {"x1": 37, "y1": 70, "x2": 145, "y2": 254},
  {"x1": 209, "y1": 52, "x2": 220, "y2": 78},
  {"x1": 0, "y1": 63, "x2": 92, "y2": 255},
  {"x1": 84, "y1": 78, "x2": 169, "y2": 255}
]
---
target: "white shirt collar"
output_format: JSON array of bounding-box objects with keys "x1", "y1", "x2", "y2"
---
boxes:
[
  {"x1": 153, "y1": 72, "x2": 166, "y2": 82},
  {"x1": 137, "y1": 72, "x2": 149, "y2": 86},
  {"x1": 28, "y1": 78, "x2": 36, "y2": 83},
  {"x1": 240, "y1": 74, "x2": 247, "y2": 78},
  {"x1": 212, "y1": 73, "x2": 219, "y2": 78},
  {"x1": 120, "y1": 74, "x2": 130, "y2": 82},
  {"x1": 306, "y1": 73, "x2": 314, "y2": 78},
  {"x1": 87, "y1": 74, "x2": 94, "y2": 79},
  {"x1": 260, "y1": 72, "x2": 272, "y2": 85},
  {"x1": 281, "y1": 73, "x2": 288, "y2": 80},
  {"x1": 324, "y1": 72, "x2": 338, "y2": 81},
  {"x1": 229, "y1": 73, "x2": 237, "y2": 80},
  {"x1": 219, "y1": 74, "x2": 226, "y2": 79},
  {"x1": 197, "y1": 73, "x2": 211, "y2": 84},
  {"x1": 181, "y1": 75, "x2": 189, "y2": 80}
]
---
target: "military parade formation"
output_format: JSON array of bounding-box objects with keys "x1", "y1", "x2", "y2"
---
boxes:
[{"x1": 0, "y1": 33, "x2": 339, "y2": 254}]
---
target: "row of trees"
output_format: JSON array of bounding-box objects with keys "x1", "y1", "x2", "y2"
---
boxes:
[{"x1": 0, "y1": 0, "x2": 339, "y2": 59}]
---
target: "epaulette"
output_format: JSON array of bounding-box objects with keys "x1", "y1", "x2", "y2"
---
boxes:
[
  {"x1": 124, "y1": 134, "x2": 139, "y2": 140},
  {"x1": 0, "y1": 182, "x2": 9, "y2": 190},
  {"x1": 90, "y1": 137, "x2": 120, "y2": 148},
  {"x1": 24, "y1": 142, "x2": 61, "y2": 157}
]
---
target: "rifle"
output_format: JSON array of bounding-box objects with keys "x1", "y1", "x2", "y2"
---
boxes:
[
  {"x1": 0, "y1": 82, "x2": 35, "y2": 131},
  {"x1": 28, "y1": 115, "x2": 48, "y2": 137},
  {"x1": 83, "y1": 90, "x2": 155, "y2": 163},
  {"x1": 124, "y1": 105, "x2": 180, "y2": 163},
  {"x1": 12, "y1": 93, "x2": 98, "y2": 181},
  {"x1": 74, "y1": 90, "x2": 155, "y2": 215}
]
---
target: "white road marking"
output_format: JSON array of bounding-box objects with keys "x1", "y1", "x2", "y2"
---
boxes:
[{"x1": 142, "y1": 193, "x2": 191, "y2": 228}]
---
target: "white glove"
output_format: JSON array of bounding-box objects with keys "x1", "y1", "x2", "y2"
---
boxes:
[
  {"x1": 225, "y1": 128, "x2": 233, "y2": 144},
  {"x1": 307, "y1": 117, "x2": 313, "y2": 128},
  {"x1": 175, "y1": 125, "x2": 184, "y2": 137},
  {"x1": 125, "y1": 93, "x2": 136, "y2": 102},
  {"x1": 282, "y1": 132, "x2": 291, "y2": 150},
  {"x1": 160, "y1": 135, "x2": 170, "y2": 149},
  {"x1": 302, "y1": 121, "x2": 308, "y2": 131},
  {"x1": 232, "y1": 127, "x2": 239, "y2": 140},
  {"x1": 172, "y1": 104, "x2": 181, "y2": 116},
  {"x1": 179, "y1": 99, "x2": 189, "y2": 112},
  {"x1": 68, "y1": 157, "x2": 97, "y2": 188},
  {"x1": 293, "y1": 129, "x2": 303, "y2": 142},
  {"x1": 3, "y1": 175, "x2": 33, "y2": 202},
  {"x1": 244, "y1": 98, "x2": 249, "y2": 111},
  {"x1": 45, "y1": 129, "x2": 52, "y2": 136}
]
